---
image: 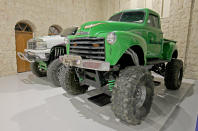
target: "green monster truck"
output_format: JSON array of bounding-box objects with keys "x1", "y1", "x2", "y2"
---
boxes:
[{"x1": 59, "y1": 8, "x2": 183, "y2": 125}]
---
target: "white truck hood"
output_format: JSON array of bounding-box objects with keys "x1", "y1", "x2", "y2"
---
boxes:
[{"x1": 37, "y1": 35, "x2": 65, "y2": 49}]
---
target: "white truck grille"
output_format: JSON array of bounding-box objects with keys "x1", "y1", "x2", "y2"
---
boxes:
[{"x1": 27, "y1": 42, "x2": 36, "y2": 49}]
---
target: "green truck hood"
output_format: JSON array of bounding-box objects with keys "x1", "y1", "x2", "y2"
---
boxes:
[{"x1": 76, "y1": 21, "x2": 142, "y2": 37}]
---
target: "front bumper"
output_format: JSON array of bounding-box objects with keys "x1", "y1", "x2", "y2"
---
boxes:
[
  {"x1": 17, "y1": 49, "x2": 50, "y2": 62},
  {"x1": 59, "y1": 55, "x2": 110, "y2": 71}
]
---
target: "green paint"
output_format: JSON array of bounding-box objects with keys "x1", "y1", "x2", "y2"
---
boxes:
[
  {"x1": 79, "y1": 77, "x2": 83, "y2": 82},
  {"x1": 39, "y1": 61, "x2": 47, "y2": 71},
  {"x1": 67, "y1": 8, "x2": 177, "y2": 65},
  {"x1": 108, "y1": 80, "x2": 115, "y2": 91}
]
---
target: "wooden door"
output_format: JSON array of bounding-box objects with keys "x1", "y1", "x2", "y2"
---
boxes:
[{"x1": 15, "y1": 31, "x2": 32, "y2": 72}]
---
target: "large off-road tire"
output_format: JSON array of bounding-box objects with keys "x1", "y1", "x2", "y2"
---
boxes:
[
  {"x1": 30, "y1": 62, "x2": 46, "y2": 77},
  {"x1": 164, "y1": 59, "x2": 183, "y2": 90},
  {"x1": 47, "y1": 59, "x2": 64, "y2": 87},
  {"x1": 59, "y1": 66, "x2": 88, "y2": 95},
  {"x1": 111, "y1": 66, "x2": 154, "y2": 125}
]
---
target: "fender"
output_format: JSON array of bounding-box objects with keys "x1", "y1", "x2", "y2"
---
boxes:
[
  {"x1": 162, "y1": 42, "x2": 177, "y2": 60},
  {"x1": 105, "y1": 31, "x2": 147, "y2": 65}
]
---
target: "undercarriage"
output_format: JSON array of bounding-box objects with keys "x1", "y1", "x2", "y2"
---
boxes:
[{"x1": 60, "y1": 53, "x2": 168, "y2": 91}]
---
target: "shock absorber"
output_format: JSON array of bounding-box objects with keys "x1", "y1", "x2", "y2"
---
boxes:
[{"x1": 108, "y1": 80, "x2": 115, "y2": 91}]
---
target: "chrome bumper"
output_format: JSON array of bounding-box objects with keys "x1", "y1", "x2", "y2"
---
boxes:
[
  {"x1": 17, "y1": 49, "x2": 50, "y2": 62},
  {"x1": 17, "y1": 52, "x2": 35, "y2": 63},
  {"x1": 59, "y1": 55, "x2": 110, "y2": 71}
]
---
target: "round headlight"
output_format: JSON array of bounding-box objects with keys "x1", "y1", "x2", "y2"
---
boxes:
[
  {"x1": 64, "y1": 37, "x2": 70, "y2": 44},
  {"x1": 107, "y1": 32, "x2": 117, "y2": 45}
]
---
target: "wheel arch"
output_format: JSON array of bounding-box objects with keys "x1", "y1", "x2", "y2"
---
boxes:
[
  {"x1": 130, "y1": 45, "x2": 145, "y2": 65},
  {"x1": 116, "y1": 45, "x2": 145, "y2": 69},
  {"x1": 162, "y1": 42, "x2": 177, "y2": 60},
  {"x1": 110, "y1": 31, "x2": 147, "y2": 66}
]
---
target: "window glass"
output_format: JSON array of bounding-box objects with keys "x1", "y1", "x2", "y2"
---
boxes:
[
  {"x1": 147, "y1": 14, "x2": 160, "y2": 28},
  {"x1": 48, "y1": 26, "x2": 61, "y2": 36},
  {"x1": 147, "y1": 15, "x2": 155, "y2": 27},
  {"x1": 15, "y1": 23, "x2": 32, "y2": 32},
  {"x1": 109, "y1": 11, "x2": 145, "y2": 23},
  {"x1": 120, "y1": 12, "x2": 145, "y2": 23},
  {"x1": 153, "y1": 15, "x2": 160, "y2": 28},
  {"x1": 109, "y1": 13, "x2": 122, "y2": 21}
]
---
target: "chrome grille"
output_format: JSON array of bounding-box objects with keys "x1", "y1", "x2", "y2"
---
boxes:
[
  {"x1": 54, "y1": 47, "x2": 66, "y2": 59},
  {"x1": 70, "y1": 37, "x2": 105, "y2": 60},
  {"x1": 27, "y1": 42, "x2": 36, "y2": 49},
  {"x1": 50, "y1": 47, "x2": 67, "y2": 60}
]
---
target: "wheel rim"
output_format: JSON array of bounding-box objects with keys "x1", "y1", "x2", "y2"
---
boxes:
[{"x1": 134, "y1": 85, "x2": 146, "y2": 108}]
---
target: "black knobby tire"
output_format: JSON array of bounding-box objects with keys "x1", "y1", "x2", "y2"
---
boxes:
[
  {"x1": 111, "y1": 66, "x2": 154, "y2": 125},
  {"x1": 47, "y1": 59, "x2": 64, "y2": 87},
  {"x1": 30, "y1": 62, "x2": 46, "y2": 77},
  {"x1": 59, "y1": 66, "x2": 88, "y2": 95},
  {"x1": 164, "y1": 59, "x2": 183, "y2": 90}
]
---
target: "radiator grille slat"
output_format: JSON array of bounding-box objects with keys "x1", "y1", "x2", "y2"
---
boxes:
[
  {"x1": 54, "y1": 47, "x2": 66, "y2": 59},
  {"x1": 70, "y1": 46, "x2": 104, "y2": 49},
  {"x1": 70, "y1": 50, "x2": 105, "y2": 55},
  {"x1": 70, "y1": 37, "x2": 105, "y2": 60},
  {"x1": 70, "y1": 41, "x2": 104, "y2": 44}
]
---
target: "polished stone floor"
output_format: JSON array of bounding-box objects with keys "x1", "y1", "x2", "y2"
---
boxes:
[{"x1": 0, "y1": 72, "x2": 197, "y2": 131}]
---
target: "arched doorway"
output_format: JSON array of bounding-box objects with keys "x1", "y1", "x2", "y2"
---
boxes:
[
  {"x1": 48, "y1": 25, "x2": 62, "y2": 36},
  {"x1": 15, "y1": 22, "x2": 33, "y2": 73}
]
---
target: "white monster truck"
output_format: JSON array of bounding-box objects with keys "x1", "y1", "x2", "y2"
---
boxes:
[{"x1": 18, "y1": 26, "x2": 78, "y2": 86}]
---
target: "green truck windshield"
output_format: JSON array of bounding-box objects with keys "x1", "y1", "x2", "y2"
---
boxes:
[{"x1": 109, "y1": 11, "x2": 145, "y2": 23}]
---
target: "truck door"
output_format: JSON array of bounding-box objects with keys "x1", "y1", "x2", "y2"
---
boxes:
[{"x1": 146, "y1": 14, "x2": 163, "y2": 58}]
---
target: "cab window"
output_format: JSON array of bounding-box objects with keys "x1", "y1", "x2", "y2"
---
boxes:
[{"x1": 147, "y1": 14, "x2": 160, "y2": 28}]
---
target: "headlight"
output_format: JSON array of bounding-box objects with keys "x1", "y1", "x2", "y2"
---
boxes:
[
  {"x1": 36, "y1": 41, "x2": 47, "y2": 50},
  {"x1": 107, "y1": 32, "x2": 117, "y2": 45},
  {"x1": 64, "y1": 37, "x2": 70, "y2": 44}
]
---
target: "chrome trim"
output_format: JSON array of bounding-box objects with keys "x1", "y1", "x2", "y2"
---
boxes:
[{"x1": 60, "y1": 55, "x2": 110, "y2": 71}]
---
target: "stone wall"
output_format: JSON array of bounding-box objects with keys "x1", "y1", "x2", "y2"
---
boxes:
[
  {"x1": 184, "y1": 0, "x2": 198, "y2": 79},
  {"x1": 102, "y1": 0, "x2": 146, "y2": 20},
  {"x1": 0, "y1": 0, "x2": 103, "y2": 77}
]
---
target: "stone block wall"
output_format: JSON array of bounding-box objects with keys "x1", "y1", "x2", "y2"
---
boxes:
[{"x1": 184, "y1": 0, "x2": 198, "y2": 79}]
